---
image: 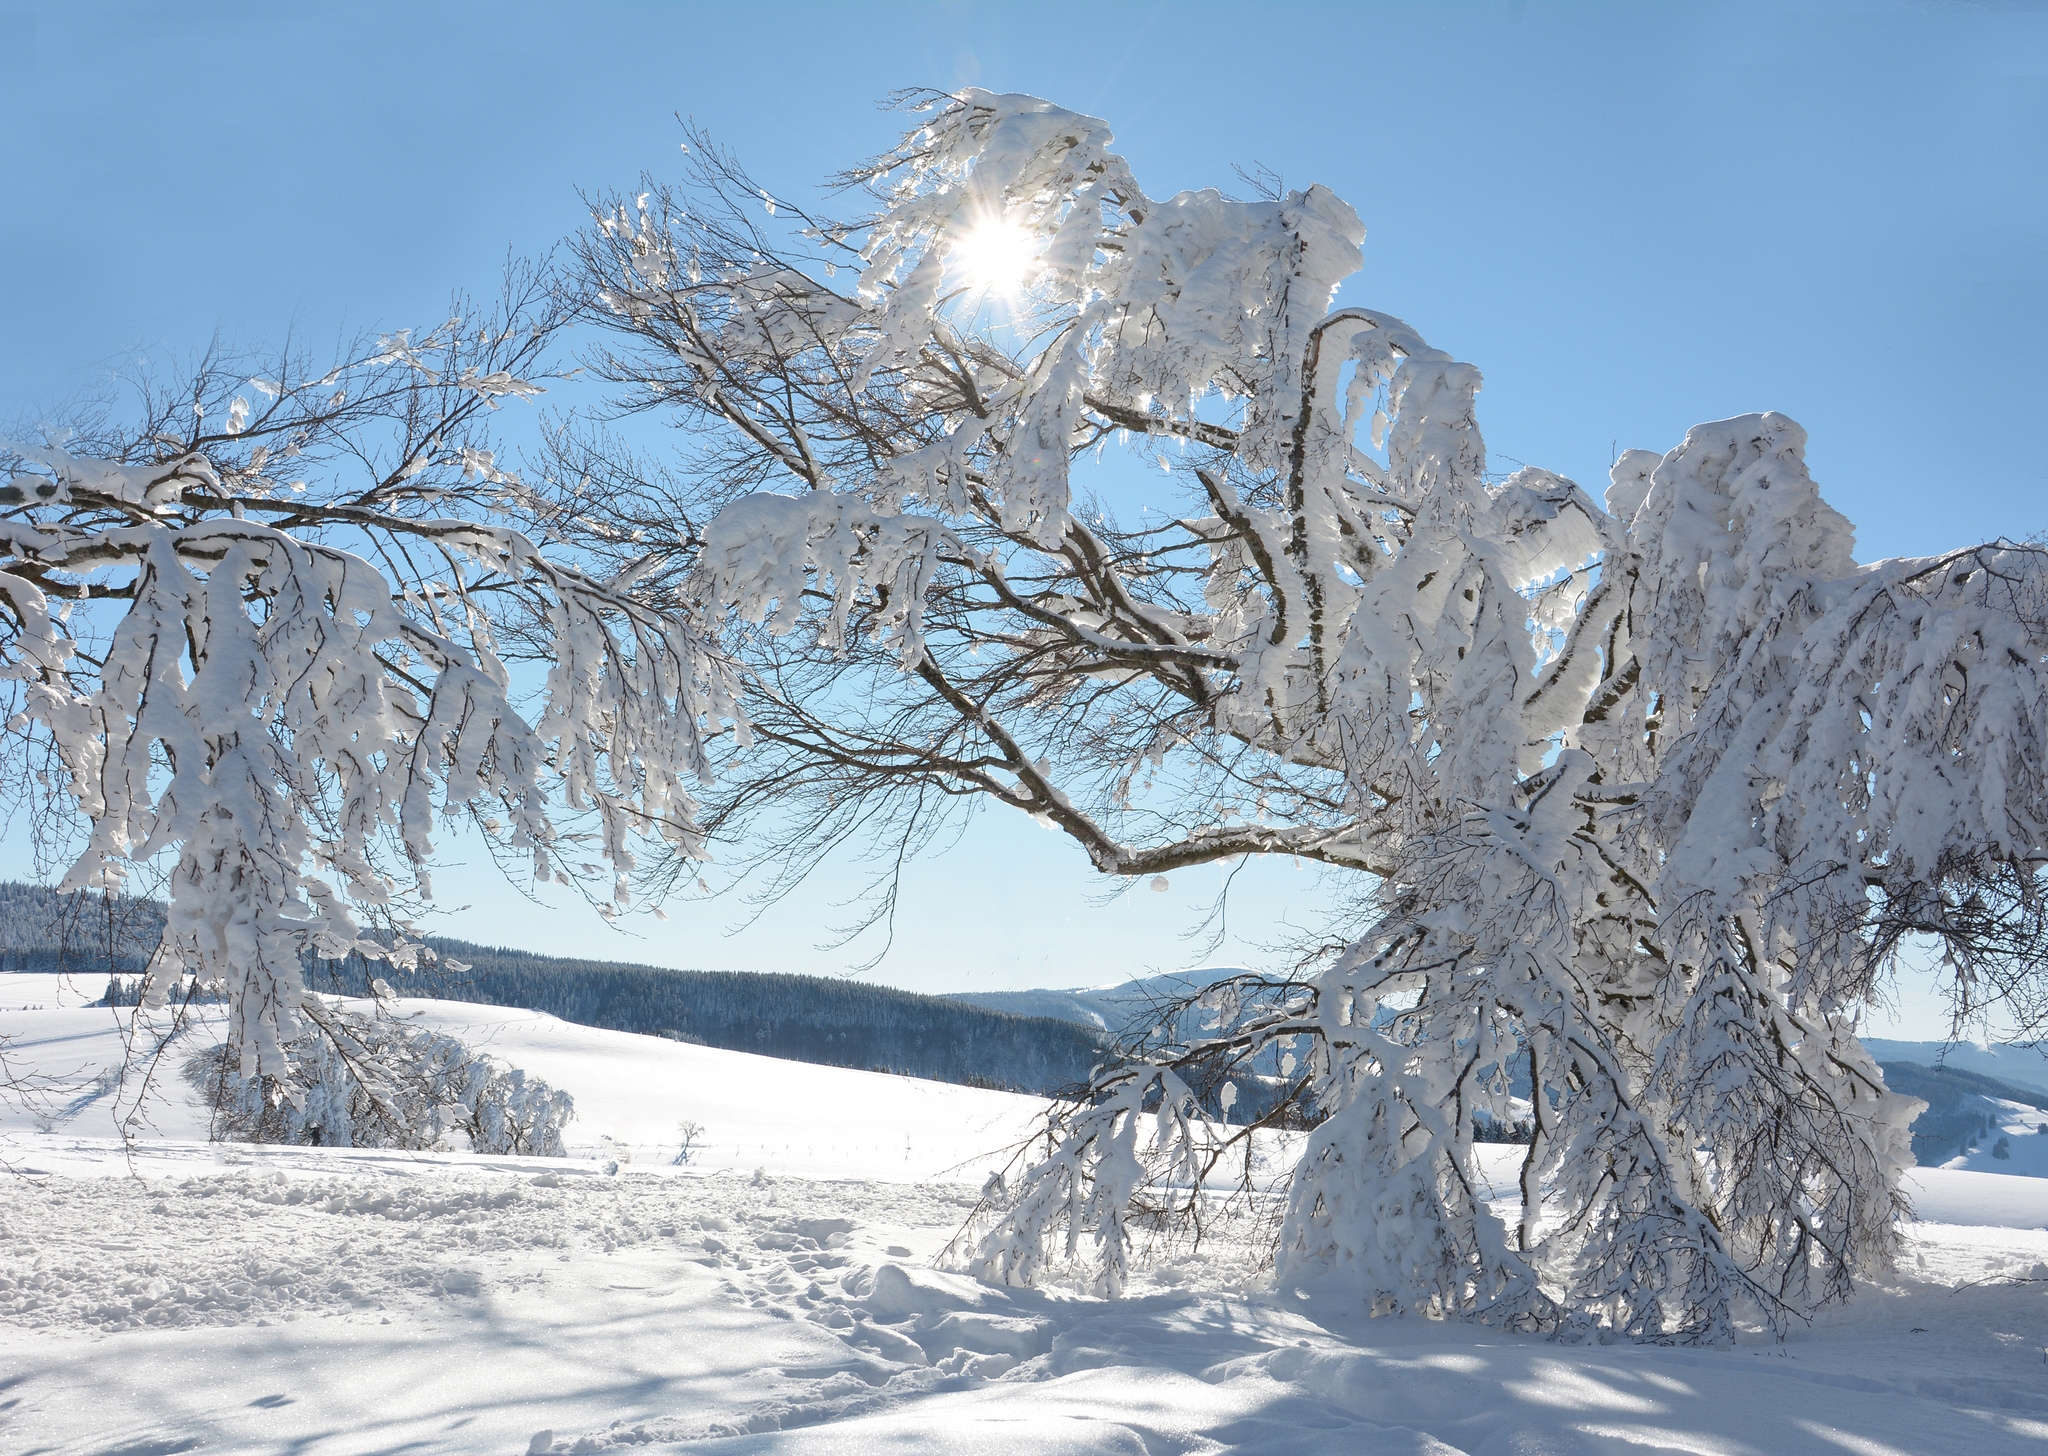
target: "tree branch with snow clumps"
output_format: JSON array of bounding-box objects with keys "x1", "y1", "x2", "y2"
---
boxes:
[
  {"x1": 0, "y1": 263, "x2": 740, "y2": 1087},
  {"x1": 563, "y1": 89, "x2": 2048, "y2": 1341}
]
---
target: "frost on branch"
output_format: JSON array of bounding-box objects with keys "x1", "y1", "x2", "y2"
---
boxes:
[
  {"x1": 568, "y1": 91, "x2": 2046, "y2": 1340},
  {"x1": 694, "y1": 491, "x2": 959, "y2": 667},
  {"x1": 0, "y1": 275, "x2": 740, "y2": 1087}
]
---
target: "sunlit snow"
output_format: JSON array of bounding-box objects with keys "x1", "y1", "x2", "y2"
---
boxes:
[
  {"x1": 4, "y1": 984, "x2": 2047, "y2": 1455},
  {"x1": 949, "y1": 216, "x2": 1038, "y2": 298}
]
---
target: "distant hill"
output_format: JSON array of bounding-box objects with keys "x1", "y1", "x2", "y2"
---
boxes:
[
  {"x1": 1877, "y1": 1060, "x2": 2048, "y2": 1168},
  {"x1": 0, "y1": 882, "x2": 1105, "y2": 1097},
  {"x1": 1863, "y1": 1038, "x2": 2048, "y2": 1099}
]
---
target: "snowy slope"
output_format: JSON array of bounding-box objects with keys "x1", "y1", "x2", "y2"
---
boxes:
[
  {"x1": 397, "y1": 997, "x2": 1049, "y2": 1181},
  {"x1": 0, "y1": 970, "x2": 112, "y2": 1009},
  {"x1": 0, "y1": 989, "x2": 1049, "y2": 1183},
  {"x1": 6, "y1": 995, "x2": 2048, "y2": 1455},
  {"x1": 1934, "y1": 1100, "x2": 2048, "y2": 1178}
]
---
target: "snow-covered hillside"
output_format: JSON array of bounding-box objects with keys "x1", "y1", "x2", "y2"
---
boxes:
[
  {"x1": 0, "y1": 881, "x2": 1111, "y2": 1095},
  {"x1": 5, "y1": 984, "x2": 2048, "y2": 1455},
  {"x1": 1933, "y1": 1101, "x2": 2048, "y2": 1178},
  {"x1": 0, "y1": 978, "x2": 1048, "y2": 1181}
]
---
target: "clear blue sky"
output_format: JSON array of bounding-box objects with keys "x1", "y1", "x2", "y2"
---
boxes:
[{"x1": 3, "y1": 2, "x2": 2043, "y2": 1035}]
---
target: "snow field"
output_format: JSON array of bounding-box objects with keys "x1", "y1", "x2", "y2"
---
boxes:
[
  {"x1": 5, "y1": 991, "x2": 2048, "y2": 1453},
  {"x1": 8, "y1": 1144, "x2": 2047, "y2": 1455},
  {"x1": 395, "y1": 998, "x2": 1054, "y2": 1181},
  {"x1": 0, "y1": 991, "x2": 1056, "y2": 1180}
]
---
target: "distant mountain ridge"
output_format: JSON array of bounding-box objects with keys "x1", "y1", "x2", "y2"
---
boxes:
[
  {"x1": 1862, "y1": 1039, "x2": 2048, "y2": 1098},
  {"x1": 945, "y1": 966, "x2": 1260, "y2": 1038}
]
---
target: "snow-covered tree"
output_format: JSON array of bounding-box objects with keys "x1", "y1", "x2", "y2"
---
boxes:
[
  {"x1": 0, "y1": 265, "x2": 738, "y2": 1088},
  {"x1": 562, "y1": 90, "x2": 2048, "y2": 1340}
]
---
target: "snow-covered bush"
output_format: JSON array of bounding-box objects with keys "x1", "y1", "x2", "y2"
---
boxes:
[
  {"x1": 186, "y1": 1008, "x2": 573, "y2": 1156},
  {"x1": 561, "y1": 91, "x2": 2047, "y2": 1341}
]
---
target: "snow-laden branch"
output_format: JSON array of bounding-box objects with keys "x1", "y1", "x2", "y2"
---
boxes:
[{"x1": 0, "y1": 282, "x2": 742, "y2": 1081}]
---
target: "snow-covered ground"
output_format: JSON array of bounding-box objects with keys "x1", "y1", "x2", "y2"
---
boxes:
[{"x1": 4, "y1": 981, "x2": 2048, "y2": 1455}]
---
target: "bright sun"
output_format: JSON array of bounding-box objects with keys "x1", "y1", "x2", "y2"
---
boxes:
[{"x1": 950, "y1": 218, "x2": 1037, "y2": 298}]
